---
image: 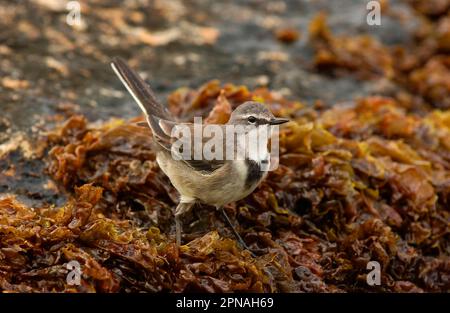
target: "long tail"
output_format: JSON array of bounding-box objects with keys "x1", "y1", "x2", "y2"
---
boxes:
[
  {"x1": 110, "y1": 57, "x2": 172, "y2": 121},
  {"x1": 111, "y1": 57, "x2": 176, "y2": 149}
]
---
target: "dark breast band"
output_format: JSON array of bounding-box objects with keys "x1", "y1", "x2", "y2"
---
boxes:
[{"x1": 245, "y1": 159, "x2": 264, "y2": 189}]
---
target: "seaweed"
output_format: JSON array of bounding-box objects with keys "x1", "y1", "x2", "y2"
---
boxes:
[
  {"x1": 0, "y1": 0, "x2": 449, "y2": 293},
  {"x1": 308, "y1": 5, "x2": 450, "y2": 109},
  {"x1": 1, "y1": 80, "x2": 448, "y2": 292}
]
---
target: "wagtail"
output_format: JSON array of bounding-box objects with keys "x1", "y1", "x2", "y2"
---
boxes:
[{"x1": 111, "y1": 57, "x2": 289, "y2": 252}]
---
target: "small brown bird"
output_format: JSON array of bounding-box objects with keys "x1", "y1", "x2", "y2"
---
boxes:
[{"x1": 111, "y1": 57, "x2": 288, "y2": 251}]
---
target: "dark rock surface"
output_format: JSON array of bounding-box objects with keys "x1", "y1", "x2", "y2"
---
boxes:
[{"x1": 0, "y1": 0, "x2": 418, "y2": 133}]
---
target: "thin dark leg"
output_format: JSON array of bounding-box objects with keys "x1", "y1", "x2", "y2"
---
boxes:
[
  {"x1": 175, "y1": 214, "x2": 182, "y2": 247},
  {"x1": 174, "y1": 202, "x2": 193, "y2": 247},
  {"x1": 219, "y1": 207, "x2": 256, "y2": 257}
]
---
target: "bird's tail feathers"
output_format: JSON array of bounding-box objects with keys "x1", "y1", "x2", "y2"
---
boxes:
[{"x1": 110, "y1": 57, "x2": 172, "y2": 121}]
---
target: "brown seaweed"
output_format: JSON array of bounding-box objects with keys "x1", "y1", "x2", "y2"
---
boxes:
[
  {"x1": 0, "y1": 0, "x2": 449, "y2": 293},
  {"x1": 1, "y1": 80, "x2": 449, "y2": 292}
]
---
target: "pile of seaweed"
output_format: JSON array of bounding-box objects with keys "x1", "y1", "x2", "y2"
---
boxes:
[
  {"x1": 1, "y1": 80, "x2": 449, "y2": 292},
  {"x1": 1, "y1": 1, "x2": 449, "y2": 293}
]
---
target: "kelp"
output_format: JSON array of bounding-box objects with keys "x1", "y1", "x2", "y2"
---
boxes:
[
  {"x1": 0, "y1": 0, "x2": 449, "y2": 294},
  {"x1": 1, "y1": 79, "x2": 448, "y2": 292},
  {"x1": 309, "y1": 4, "x2": 450, "y2": 109}
]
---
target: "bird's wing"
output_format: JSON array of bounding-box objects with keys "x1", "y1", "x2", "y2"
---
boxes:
[{"x1": 153, "y1": 120, "x2": 228, "y2": 173}]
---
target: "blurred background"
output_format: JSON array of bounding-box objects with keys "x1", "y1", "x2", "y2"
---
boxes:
[{"x1": 0, "y1": 0, "x2": 425, "y2": 132}]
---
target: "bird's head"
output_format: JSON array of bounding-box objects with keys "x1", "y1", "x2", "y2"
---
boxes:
[{"x1": 228, "y1": 101, "x2": 289, "y2": 127}]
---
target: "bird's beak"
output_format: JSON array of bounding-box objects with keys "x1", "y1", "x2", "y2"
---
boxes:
[{"x1": 269, "y1": 117, "x2": 289, "y2": 125}]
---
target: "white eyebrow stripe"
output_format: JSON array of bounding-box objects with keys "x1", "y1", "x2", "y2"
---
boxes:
[{"x1": 240, "y1": 114, "x2": 270, "y2": 124}]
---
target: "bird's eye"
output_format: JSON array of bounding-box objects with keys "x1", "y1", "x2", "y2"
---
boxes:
[{"x1": 247, "y1": 116, "x2": 257, "y2": 124}]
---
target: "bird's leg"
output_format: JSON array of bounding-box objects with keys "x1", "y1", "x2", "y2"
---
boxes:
[
  {"x1": 218, "y1": 206, "x2": 256, "y2": 257},
  {"x1": 174, "y1": 202, "x2": 193, "y2": 247}
]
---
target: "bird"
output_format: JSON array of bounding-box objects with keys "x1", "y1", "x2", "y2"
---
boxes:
[{"x1": 110, "y1": 57, "x2": 289, "y2": 252}]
